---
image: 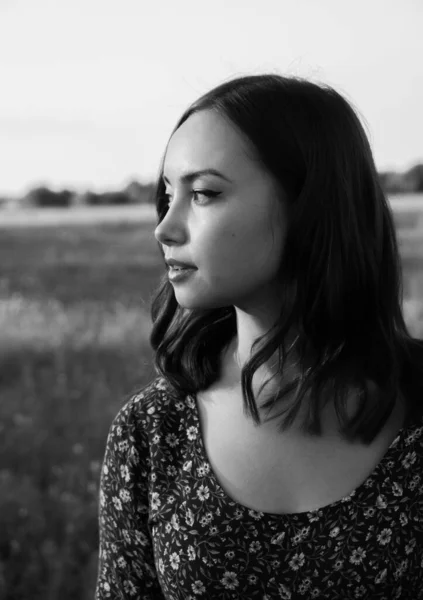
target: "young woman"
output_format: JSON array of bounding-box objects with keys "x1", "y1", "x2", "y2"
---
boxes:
[{"x1": 95, "y1": 74, "x2": 423, "y2": 599}]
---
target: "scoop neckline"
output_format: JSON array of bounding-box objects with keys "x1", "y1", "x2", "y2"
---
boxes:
[{"x1": 189, "y1": 391, "x2": 419, "y2": 520}]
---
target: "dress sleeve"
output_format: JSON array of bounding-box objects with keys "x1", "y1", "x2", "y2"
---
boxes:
[{"x1": 94, "y1": 394, "x2": 166, "y2": 600}]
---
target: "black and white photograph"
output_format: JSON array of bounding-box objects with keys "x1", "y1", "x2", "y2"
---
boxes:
[{"x1": 1, "y1": 1, "x2": 423, "y2": 598}]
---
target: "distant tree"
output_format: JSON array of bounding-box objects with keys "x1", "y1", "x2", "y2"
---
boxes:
[
  {"x1": 84, "y1": 192, "x2": 103, "y2": 206},
  {"x1": 144, "y1": 182, "x2": 156, "y2": 204},
  {"x1": 124, "y1": 180, "x2": 146, "y2": 203},
  {"x1": 72, "y1": 191, "x2": 91, "y2": 206},
  {"x1": 404, "y1": 163, "x2": 423, "y2": 192},
  {"x1": 84, "y1": 191, "x2": 130, "y2": 205},
  {"x1": 379, "y1": 171, "x2": 407, "y2": 195},
  {"x1": 122, "y1": 180, "x2": 156, "y2": 204},
  {"x1": 379, "y1": 163, "x2": 423, "y2": 195},
  {"x1": 102, "y1": 191, "x2": 131, "y2": 205},
  {"x1": 22, "y1": 187, "x2": 73, "y2": 207}
]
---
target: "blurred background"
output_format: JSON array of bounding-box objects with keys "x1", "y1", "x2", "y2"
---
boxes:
[{"x1": 0, "y1": 1, "x2": 422, "y2": 598}]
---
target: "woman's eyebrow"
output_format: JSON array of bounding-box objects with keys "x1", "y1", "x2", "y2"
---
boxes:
[{"x1": 162, "y1": 168, "x2": 231, "y2": 184}]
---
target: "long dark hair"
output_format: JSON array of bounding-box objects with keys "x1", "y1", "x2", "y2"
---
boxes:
[{"x1": 148, "y1": 73, "x2": 423, "y2": 444}]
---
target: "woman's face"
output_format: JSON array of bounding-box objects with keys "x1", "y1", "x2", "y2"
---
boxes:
[{"x1": 154, "y1": 109, "x2": 289, "y2": 313}]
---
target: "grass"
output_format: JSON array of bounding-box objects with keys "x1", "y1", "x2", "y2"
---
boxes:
[
  {"x1": 0, "y1": 221, "x2": 163, "y2": 600},
  {"x1": 1, "y1": 216, "x2": 423, "y2": 600}
]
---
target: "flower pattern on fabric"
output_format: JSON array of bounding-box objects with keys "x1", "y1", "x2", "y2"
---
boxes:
[{"x1": 95, "y1": 377, "x2": 423, "y2": 599}]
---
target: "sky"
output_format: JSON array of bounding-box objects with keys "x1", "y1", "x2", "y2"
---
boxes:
[{"x1": 0, "y1": 0, "x2": 422, "y2": 198}]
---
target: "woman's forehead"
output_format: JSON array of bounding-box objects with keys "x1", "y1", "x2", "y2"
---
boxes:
[{"x1": 164, "y1": 111, "x2": 257, "y2": 177}]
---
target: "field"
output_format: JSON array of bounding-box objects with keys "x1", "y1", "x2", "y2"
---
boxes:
[
  {"x1": 0, "y1": 217, "x2": 163, "y2": 600},
  {"x1": 1, "y1": 206, "x2": 423, "y2": 600}
]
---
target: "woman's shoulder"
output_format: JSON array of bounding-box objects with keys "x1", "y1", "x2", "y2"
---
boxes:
[
  {"x1": 109, "y1": 376, "x2": 178, "y2": 435},
  {"x1": 390, "y1": 406, "x2": 423, "y2": 474}
]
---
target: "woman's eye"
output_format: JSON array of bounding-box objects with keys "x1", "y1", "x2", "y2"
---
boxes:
[
  {"x1": 164, "y1": 190, "x2": 220, "y2": 206},
  {"x1": 192, "y1": 190, "x2": 220, "y2": 204}
]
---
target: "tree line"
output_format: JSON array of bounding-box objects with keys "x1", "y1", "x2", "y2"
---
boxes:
[{"x1": 1, "y1": 163, "x2": 423, "y2": 209}]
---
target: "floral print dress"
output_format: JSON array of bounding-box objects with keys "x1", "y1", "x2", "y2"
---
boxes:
[{"x1": 95, "y1": 377, "x2": 423, "y2": 599}]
